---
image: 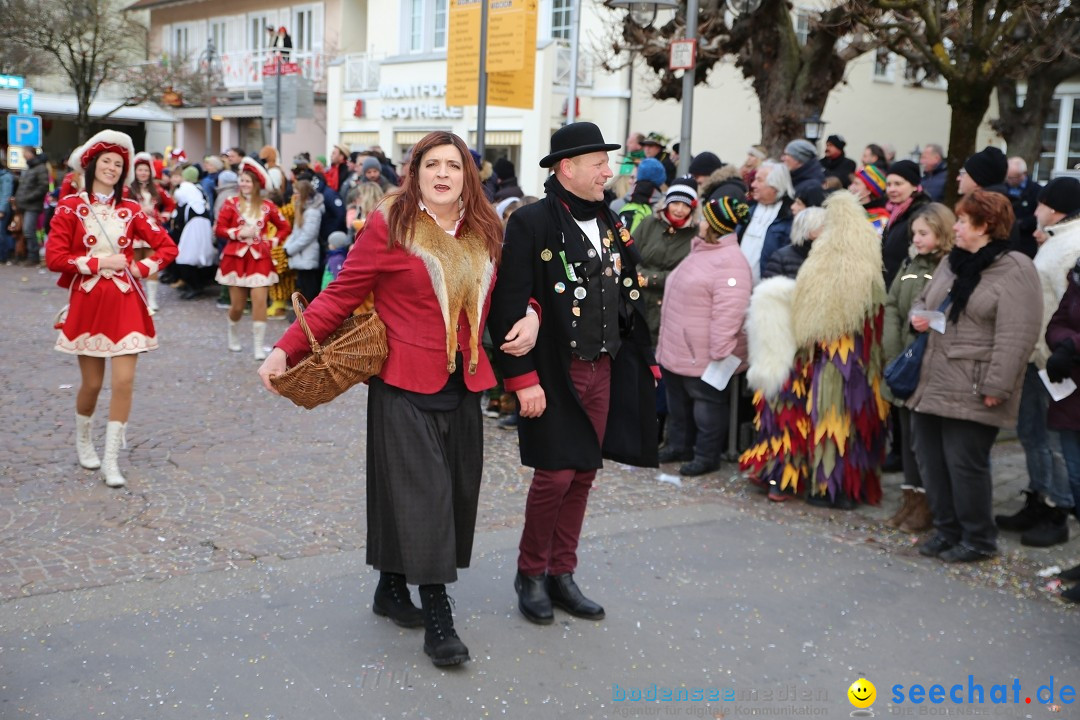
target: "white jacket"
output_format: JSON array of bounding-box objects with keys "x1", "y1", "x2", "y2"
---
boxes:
[{"x1": 1032, "y1": 214, "x2": 1080, "y2": 366}]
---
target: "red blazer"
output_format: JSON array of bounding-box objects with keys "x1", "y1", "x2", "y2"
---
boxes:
[
  {"x1": 275, "y1": 208, "x2": 497, "y2": 394},
  {"x1": 215, "y1": 196, "x2": 291, "y2": 256}
]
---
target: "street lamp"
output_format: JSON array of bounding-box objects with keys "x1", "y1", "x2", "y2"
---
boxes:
[
  {"x1": 198, "y1": 39, "x2": 222, "y2": 156},
  {"x1": 611, "y1": 0, "x2": 759, "y2": 175},
  {"x1": 607, "y1": 0, "x2": 678, "y2": 26},
  {"x1": 803, "y1": 112, "x2": 826, "y2": 145}
]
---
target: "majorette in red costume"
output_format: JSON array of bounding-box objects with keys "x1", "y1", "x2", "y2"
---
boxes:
[
  {"x1": 46, "y1": 129, "x2": 179, "y2": 490},
  {"x1": 215, "y1": 157, "x2": 291, "y2": 288},
  {"x1": 47, "y1": 132, "x2": 178, "y2": 357},
  {"x1": 130, "y1": 151, "x2": 176, "y2": 246}
]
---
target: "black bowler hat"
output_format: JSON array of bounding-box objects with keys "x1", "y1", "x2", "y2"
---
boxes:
[{"x1": 540, "y1": 122, "x2": 621, "y2": 168}]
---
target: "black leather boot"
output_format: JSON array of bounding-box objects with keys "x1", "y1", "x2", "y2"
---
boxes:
[
  {"x1": 1020, "y1": 505, "x2": 1070, "y2": 547},
  {"x1": 546, "y1": 573, "x2": 605, "y2": 620},
  {"x1": 514, "y1": 571, "x2": 554, "y2": 624},
  {"x1": 995, "y1": 489, "x2": 1046, "y2": 531},
  {"x1": 372, "y1": 572, "x2": 424, "y2": 628},
  {"x1": 418, "y1": 584, "x2": 469, "y2": 667}
]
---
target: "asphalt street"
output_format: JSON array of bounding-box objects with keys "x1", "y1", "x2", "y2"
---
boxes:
[{"x1": 1, "y1": 264, "x2": 1077, "y2": 719}]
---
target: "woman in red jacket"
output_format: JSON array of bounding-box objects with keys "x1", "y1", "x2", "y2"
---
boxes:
[
  {"x1": 258, "y1": 131, "x2": 537, "y2": 668},
  {"x1": 215, "y1": 157, "x2": 291, "y2": 359},
  {"x1": 46, "y1": 130, "x2": 178, "y2": 488},
  {"x1": 129, "y1": 152, "x2": 176, "y2": 314}
]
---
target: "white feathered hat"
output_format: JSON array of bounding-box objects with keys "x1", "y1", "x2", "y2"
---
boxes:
[
  {"x1": 72, "y1": 130, "x2": 136, "y2": 185},
  {"x1": 238, "y1": 156, "x2": 270, "y2": 189}
]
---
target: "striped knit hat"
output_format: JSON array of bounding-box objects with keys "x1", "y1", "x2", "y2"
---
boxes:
[
  {"x1": 855, "y1": 165, "x2": 887, "y2": 198},
  {"x1": 703, "y1": 196, "x2": 750, "y2": 235}
]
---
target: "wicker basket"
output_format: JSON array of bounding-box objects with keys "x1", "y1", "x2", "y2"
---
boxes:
[{"x1": 270, "y1": 292, "x2": 388, "y2": 409}]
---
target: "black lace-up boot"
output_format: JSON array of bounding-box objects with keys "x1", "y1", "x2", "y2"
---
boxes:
[
  {"x1": 419, "y1": 584, "x2": 470, "y2": 667},
  {"x1": 372, "y1": 572, "x2": 424, "y2": 628}
]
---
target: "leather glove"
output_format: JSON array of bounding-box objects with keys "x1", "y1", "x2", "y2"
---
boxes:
[{"x1": 1046, "y1": 341, "x2": 1075, "y2": 384}]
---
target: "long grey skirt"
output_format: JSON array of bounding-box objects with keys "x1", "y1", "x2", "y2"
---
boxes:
[{"x1": 365, "y1": 378, "x2": 484, "y2": 585}]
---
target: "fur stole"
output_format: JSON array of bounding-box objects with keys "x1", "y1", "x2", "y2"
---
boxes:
[
  {"x1": 792, "y1": 191, "x2": 885, "y2": 346},
  {"x1": 394, "y1": 197, "x2": 496, "y2": 374},
  {"x1": 745, "y1": 276, "x2": 798, "y2": 400}
]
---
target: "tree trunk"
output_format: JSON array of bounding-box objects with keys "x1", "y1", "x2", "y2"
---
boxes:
[
  {"x1": 995, "y1": 57, "x2": 1080, "y2": 175},
  {"x1": 944, "y1": 79, "x2": 994, "y2": 207}
]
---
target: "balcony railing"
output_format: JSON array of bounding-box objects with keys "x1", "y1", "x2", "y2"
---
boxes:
[
  {"x1": 343, "y1": 53, "x2": 381, "y2": 93},
  {"x1": 216, "y1": 49, "x2": 327, "y2": 92}
]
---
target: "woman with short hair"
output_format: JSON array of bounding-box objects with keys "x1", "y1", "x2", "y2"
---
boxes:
[{"x1": 909, "y1": 190, "x2": 1042, "y2": 562}]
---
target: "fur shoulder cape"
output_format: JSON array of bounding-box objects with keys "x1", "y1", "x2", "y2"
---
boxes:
[
  {"x1": 792, "y1": 191, "x2": 885, "y2": 346},
  {"x1": 745, "y1": 276, "x2": 798, "y2": 400}
]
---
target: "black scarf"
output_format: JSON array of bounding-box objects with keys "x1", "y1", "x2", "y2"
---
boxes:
[
  {"x1": 946, "y1": 239, "x2": 1010, "y2": 323},
  {"x1": 544, "y1": 174, "x2": 608, "y2": 221}
]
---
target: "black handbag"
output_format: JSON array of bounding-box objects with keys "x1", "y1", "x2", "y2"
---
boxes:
[{"x1": 884, "y1": 296, "x2": 950, "y2": 399}]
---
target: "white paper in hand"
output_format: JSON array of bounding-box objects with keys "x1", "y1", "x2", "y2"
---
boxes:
[
  {"x1": 911, "y1": 310, "x2": 947, "y2": 334},
  {"x1": 1038, "y1": 368, "x2": 1077, "y2": 402},
  {"x1": 702, "y1": 355, "x2": 741, "y2": 392}
]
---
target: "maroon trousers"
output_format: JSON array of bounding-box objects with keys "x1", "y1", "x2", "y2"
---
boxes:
[{"x1": 518, "y1": 355, "x2": 611, "y2": 576}]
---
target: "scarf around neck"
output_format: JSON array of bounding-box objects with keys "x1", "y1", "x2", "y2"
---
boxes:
[
  {"x1": 544, "y1": 174, "x2": 607, "y2": 221},
  {"x1": 946, "y1": 238, "x2": 1010, "y2": 322}
]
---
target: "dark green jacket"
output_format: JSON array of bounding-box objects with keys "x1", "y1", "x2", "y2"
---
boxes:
[{"x1": 635, "y1": 210, "x2": 697, "y2": 345}]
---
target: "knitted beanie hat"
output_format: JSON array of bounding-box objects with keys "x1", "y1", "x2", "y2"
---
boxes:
[
  {"x1": 887, "y1": 160, "x2": 922, "y2": 187},
  {"x1": 855, "y1": 165, "x2": 887, "y2": 197},
  {"x1": 664, "y1": 180, "x2": 698, "y2": 208},
  {"x1": 1038, "y1": 177, "x2": 1080, "y2": 216},
  {"x1": 636, "y1": 158, "x2": 666, "y2": 187},
  {"x1": 703, "y1": 196, "x2": 750, "y2": 235},
  {"x1": 963, "y1": 146, "x2": 1007, "y2": 188},
  {"x1": 180, "y1": 165, "x2": 199, "y2": 183}
]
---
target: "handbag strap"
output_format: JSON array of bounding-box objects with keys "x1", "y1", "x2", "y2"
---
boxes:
[{"x1": 84, "y1": 198, "x2": 150, "y2": 309}]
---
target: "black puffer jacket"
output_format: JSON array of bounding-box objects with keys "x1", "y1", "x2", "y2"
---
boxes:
[
  {"x1": 15, "y1": 153, "x2": 49, "y2": 209},
  {"x1": 762, "y1": 242, "x2": 811, "y2": 280},
  {"x1": 881, "y1": 191, "x2": 931, "y2": 288}
]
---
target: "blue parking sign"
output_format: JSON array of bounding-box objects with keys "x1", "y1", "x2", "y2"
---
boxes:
[{"x1": 7, "y1": 114, "x2": 41, "y2": 147}]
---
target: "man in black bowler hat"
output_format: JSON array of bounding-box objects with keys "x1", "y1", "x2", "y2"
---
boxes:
[{"x1": 489, "y1": 122, "x2": 659, "y2": 625}]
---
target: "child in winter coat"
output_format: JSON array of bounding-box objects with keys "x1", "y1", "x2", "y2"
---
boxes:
[
  {"x1": 321, "y1": 230, "x2": 351, "y2": 289},
  {"x1": 881, "y1": 203, "x2": 955, "y2": 532}
]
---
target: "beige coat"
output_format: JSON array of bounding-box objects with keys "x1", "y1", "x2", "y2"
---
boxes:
[{"x1": 906, "y1": 251, "x2": 1042, "y2": 428}]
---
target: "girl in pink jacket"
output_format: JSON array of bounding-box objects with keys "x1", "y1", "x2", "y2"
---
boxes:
[{"x1": 655, "y1": 197, "x2": 753, "y2": 476}]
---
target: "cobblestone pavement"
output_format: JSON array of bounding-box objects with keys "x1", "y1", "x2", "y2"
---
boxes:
[{"x1": 1, "y1": 265, "x2": 1077, "y2": 605}]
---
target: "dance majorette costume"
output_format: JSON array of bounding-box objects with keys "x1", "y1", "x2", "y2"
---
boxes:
[
  {"x1": 45, "y1": 130, "x2": 178, "y2": 488},
  {"x1": 214, "y1": 158, "x2": 291, "y2": 288}
]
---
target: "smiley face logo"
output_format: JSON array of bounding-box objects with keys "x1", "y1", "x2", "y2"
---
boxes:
[{"x1": 848, "y1": 678, "x2": 876, "y2": 709}]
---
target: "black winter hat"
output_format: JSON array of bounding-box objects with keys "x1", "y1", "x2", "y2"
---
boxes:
[
  {"x1": 493, "y1": 158, "x2": 515, "y2": 180},
  {"x1": 963, "y1": 146, "x2": 1007, "y2": 188},
  {"x1": 1038, "y1": 177, "x2": 1080, "y2": 216},
  {"x1": 688, "y1": 151, "x2": 723, "y2": 177},
  {"x1": 826, "y1": 134, "x2": 846, "y2": 151},
  {"x1": 887, "y1": 160, "x2": 922, "y2": 188}
]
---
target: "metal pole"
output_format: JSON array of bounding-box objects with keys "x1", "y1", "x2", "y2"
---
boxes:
[
  {"x1": 623, "y1": 51, "x2": 633, "y2": 146},
  {"x1": 677, "y1": 0, "x2": 698, "y2": 176},
  {"x1": 275, "y1": 51, "x2": 282, "y2": 153},
  {"x1": 566, "y1": 0, "x2": 580, "y2": 124},
  {"x1": 205, "y1": 39, "x2": 213, "y2": 157},
  {"x1": 476, "y1": 0, "x2": 489, "y2": 158}
]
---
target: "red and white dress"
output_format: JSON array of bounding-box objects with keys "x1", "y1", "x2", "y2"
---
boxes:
[
  {"x1": 214, "y1": 197, "x2": 291, "y2": 287},
  {"x1": 46, "y1": 193, "x2": 178, "y2": 357},
  {"x1": 131, "y1": 185, "x2": 176, "y2": 249}
]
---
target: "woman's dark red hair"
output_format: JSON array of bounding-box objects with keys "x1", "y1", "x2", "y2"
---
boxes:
[
  {"x1": 384, "y1": 131, "x2": 503, "y2": 262},
  {"x1": 955, "y1": 189, "x2": 1015, "y2": 241}
]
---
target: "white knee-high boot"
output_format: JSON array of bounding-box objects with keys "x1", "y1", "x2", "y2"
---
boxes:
[
  {"x1": 253, "y1": 321, "x2": 267, "y2": 361},
  {"x1": 228, "y1": 319, "x2": 242, "y2": 352},
  {"x1": 146, "y1": 279, "x2": 160, "y2": 314},
  {"x1": 75, "y1": 413, "x2": 101, "y2": 470},
  {"x1": 102, "y1": 421, "x2": 127, "y2": 488}
]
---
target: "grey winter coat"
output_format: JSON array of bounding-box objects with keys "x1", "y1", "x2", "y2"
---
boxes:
[
  {"x1": 906, "y1": 251, "x2": 1042, "y2": 427},
  {"x1": 284, "y1": 193, "x2": 325, "y2": 271}
]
